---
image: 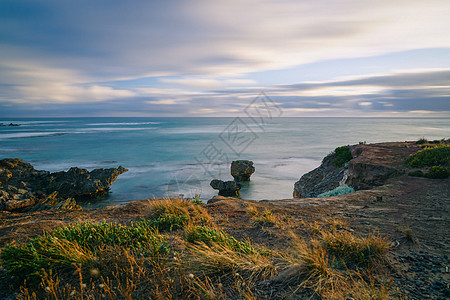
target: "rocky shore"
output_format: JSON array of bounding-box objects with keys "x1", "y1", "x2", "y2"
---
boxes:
[
  {"x1": 0, "y1": 158, "x2": 127, "y2": 212},
  {"x1": 0, "y1": 140, "x2": 448, "y2": 299}
]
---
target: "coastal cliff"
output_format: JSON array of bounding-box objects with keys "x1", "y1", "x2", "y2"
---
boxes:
[{"x1": 294, "y1": 141, "x2": 422, "y2": 198}]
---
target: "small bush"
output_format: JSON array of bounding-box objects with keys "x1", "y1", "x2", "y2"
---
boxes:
[
  {"x1": 415, "y1": 137, "x2": 428, "y2": 145},
  {"x1": 333, "y1": 145, "x2": 353, "y2": 167},
  {"x1": 405, "y1": 144, "x2": 450, "y2": 167},
  {"x1": 317, "y1": 185, "x2": 355, "y2": 198},
  {"x1": 408, "y1": 170, "x2": 424, "y2": 177},
  {"x1": 424, "y1": 166, "x2": 449, "y2": 179}
]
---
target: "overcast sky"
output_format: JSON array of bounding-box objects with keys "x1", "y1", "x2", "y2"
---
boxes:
[{"x1": 1, "y1": 0, "x2": 449, "y2": 117}]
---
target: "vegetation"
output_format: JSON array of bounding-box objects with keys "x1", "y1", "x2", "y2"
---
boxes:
[
  {"x1": 405, "y1": 144, "x2": 450, "y2": 168},
  {"x1": 317, "y1": 185, "x2": 355, "y2": 198},
  {"x1": 408, "y1": 170, "x2": 424, "y2": 177},
  {"x1": 424, "y1": 165, "x2": 449, "y2": 179},
  {"x1": 0, "y1": 197, "x2": 397, "y2": 299},
  {"x1": 1, "y1": 221, "x2": 168, "y2": 284},
  {"x1": 333, "y1": 145, "x2": 353, "y2": 167},
  {"x1": 185, "y1": 225, "x2": 270, "y2": 255}
]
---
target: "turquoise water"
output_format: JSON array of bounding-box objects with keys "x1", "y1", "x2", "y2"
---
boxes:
[{"x1": 0, "y1": 117, "x2": 448, "y2": 206}]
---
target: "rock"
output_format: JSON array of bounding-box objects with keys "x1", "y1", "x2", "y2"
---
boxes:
[
  {"x1": 0, "y1": 158, "x2": 127, "y2": 211},
  {"x1": 31, "y1": 192, "x2": 81, "y2": 211},
  {"x1": 231, "y1": 160, "x2": 255, "y2": 181},
  {"x1": 293, "y1": 142, "x2": 414, "y2": 198},
  {"x1": 8, "y1": 123, "x2": 20, "y2": 126},
  {"x1": 4, "y1": 198, "x2": 36, "y2": 211},
  {"x1": 45, "y1": 166, "x2": 128, "y2": 200},
  {"x1": 293, "y1": 153, "x2": 345, "y2": 198},
  {"x1": 210, "y1": 179, "x2": 241, "y2": 197}
]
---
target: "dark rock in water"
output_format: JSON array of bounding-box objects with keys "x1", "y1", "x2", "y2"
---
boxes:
[
  {"x1": 0, "y1": 158, "x2": 127, "y2": 211},
  {"x1": 231, "y1": 160, "x2": 255, "y2": 181},
  {"x1": 210, "y1": 179, "x2": 241, "y2": 197},
  {"x1": 8, "y1": 123, "x2": 20, "y2": 126}
]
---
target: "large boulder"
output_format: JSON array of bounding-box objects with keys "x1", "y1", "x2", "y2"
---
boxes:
[
  {"x1": 0, "y1": 158, "x2": 127, "y2": 211},
  {"x1": 231, "y1": 160, "x2": 255, "y2": 181},
  {"x1": 210, "y1": 179, "x2": 241, "y2": 197}
]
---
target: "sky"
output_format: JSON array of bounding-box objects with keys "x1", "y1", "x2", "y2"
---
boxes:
[{"x1": 1, "y1": 0, "x2": 450, "y2": 117}]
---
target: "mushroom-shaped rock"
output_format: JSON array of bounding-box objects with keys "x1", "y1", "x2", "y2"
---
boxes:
[
  {"x1": 231, "y1": 160, "x2": 255, "y2": 182},
  {"x1": 210, "y1": 179, "x2": 241, "y2": 197}
]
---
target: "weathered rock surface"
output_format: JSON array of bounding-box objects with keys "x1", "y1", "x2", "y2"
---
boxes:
[
  {"x1": 293, "y1": 152, "x2": 345, "y2": 198},
  {"x1": 210, "y1": 179, "x2": 241, "y2": 197},
  {"x1": 231, "y1": 160, "x2": 255, "y2": 181},
  {"x1": 293, "y1": 142, "x2": 418, "y2": 198},
  {"x1": 0, "y1": 158, "x2": 127, "y2": 211}
]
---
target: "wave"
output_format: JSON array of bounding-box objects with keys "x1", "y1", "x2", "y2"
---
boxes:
[
  {"x1": 87, "y1": 122, "x2": 161, "y2": 126},
  {"x1": 74, "y1": 127, "x2": 156, "y2": 133},
  {"x1": 0, "y1": 132, "x2": 67, "y2": 140}
]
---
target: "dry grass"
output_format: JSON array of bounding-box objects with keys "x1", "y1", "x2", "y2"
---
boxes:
[
  {"x1": 4, "y1": 203, "x2": 398, "y2": 300},
  {"x1": 397, "y1": 226, "x2": 416, "y2": 243}
]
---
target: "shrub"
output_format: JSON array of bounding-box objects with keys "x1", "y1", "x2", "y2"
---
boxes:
[
  {"x1": 424, "y1": 166, "x2": 449, "y2": 179},
  {"x1": 317, "y1": 185, "x2": 355, "y2": 198},
  {"x1": 333, "y1": 145, "x2": 353, "y2": 167},
  {"x1": 405, "y1": 144, "x2": 450, "y2": 167},
  {"x1": 408, "y1": 170, "x2": 424, "y2": 177},
  {"x1": 415, "y1": 137, "x2": 428, "y2": 145},
  {"x1": 0, "y1": 221, "x2": 168, "y2": 283}
]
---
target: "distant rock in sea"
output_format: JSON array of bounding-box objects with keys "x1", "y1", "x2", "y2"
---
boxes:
[
  {"x1": 231, "y1": 160, "x2": 255, "y2": 181},
  {"x1": 210, "y1": 179, "x2": 241, "y2": 197}
]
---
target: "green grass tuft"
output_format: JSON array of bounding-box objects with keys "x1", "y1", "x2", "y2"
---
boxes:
[
  {"x1": 0, "y1": 221, "x2": 168, "y2": 283},
  {"x1": 408, "y1": 170, "x2": 424, "y2": 177},
  {"x1": 185, "y1": 225, "x2": 270, "y2": 255}
]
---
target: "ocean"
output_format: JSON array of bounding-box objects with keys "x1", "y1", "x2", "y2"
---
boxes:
[{"x1": 0, "y1": 117, "x2": 448, "y2": 207}]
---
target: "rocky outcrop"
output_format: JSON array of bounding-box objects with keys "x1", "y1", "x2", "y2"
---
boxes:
[
  {"x1": 293, "y1": 153, "x2": 345, "y2": 198},
  {"x1": 231, "y1": 160, "x2": 255, "y2": 181},
  {"x1": 210, "y1": 179, "x2": 241, "y2": 197},
  {"x1": 0, "y1": 158, "x2": 127, "y2": 211},
  {"x1": 293, "y1": 142, "x2": 417, "y2": 198}
]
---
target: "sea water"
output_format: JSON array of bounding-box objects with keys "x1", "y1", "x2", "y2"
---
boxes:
[{"x1": 0, "y1": 117, "x2": 448, "y2": 207}]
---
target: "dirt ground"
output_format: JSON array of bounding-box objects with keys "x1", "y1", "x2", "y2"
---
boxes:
[{"x1": 0, "y1": 173, "x2": 448, "y2": 299}]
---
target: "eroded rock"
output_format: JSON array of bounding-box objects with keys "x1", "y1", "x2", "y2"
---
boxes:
[
  {"x1": 0, "y1": 158, "x2": 127, "y2": 211},
  {"x1": 210, "y1": 179, "x2": 241, "y2": 197},
  {"x1": 231, "y1": 160, "x2": 255, "y2": 181}
]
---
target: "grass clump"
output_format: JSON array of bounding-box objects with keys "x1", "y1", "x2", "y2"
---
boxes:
[
  {"x1": 321, "y1": 230, "x2": 390, "y2": 268},
  {"x1": 0, "y1": 221, "x2": 168, "y2": 284},
  {"x1": 185, "y1": 225, "x2": 270, "y2": 255},
  {"x1": 317, "y1": 185, "x2": 355, "y2": 198},
  {"x1": 405, "y1": 144, "x2": 450, "y2": 167},
  {"x1": 247, "y1": 206, "x2": 278, "y2": 227},
  {"x1": 145, "y1": 197, "x2": 211, "y2": 231}
]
